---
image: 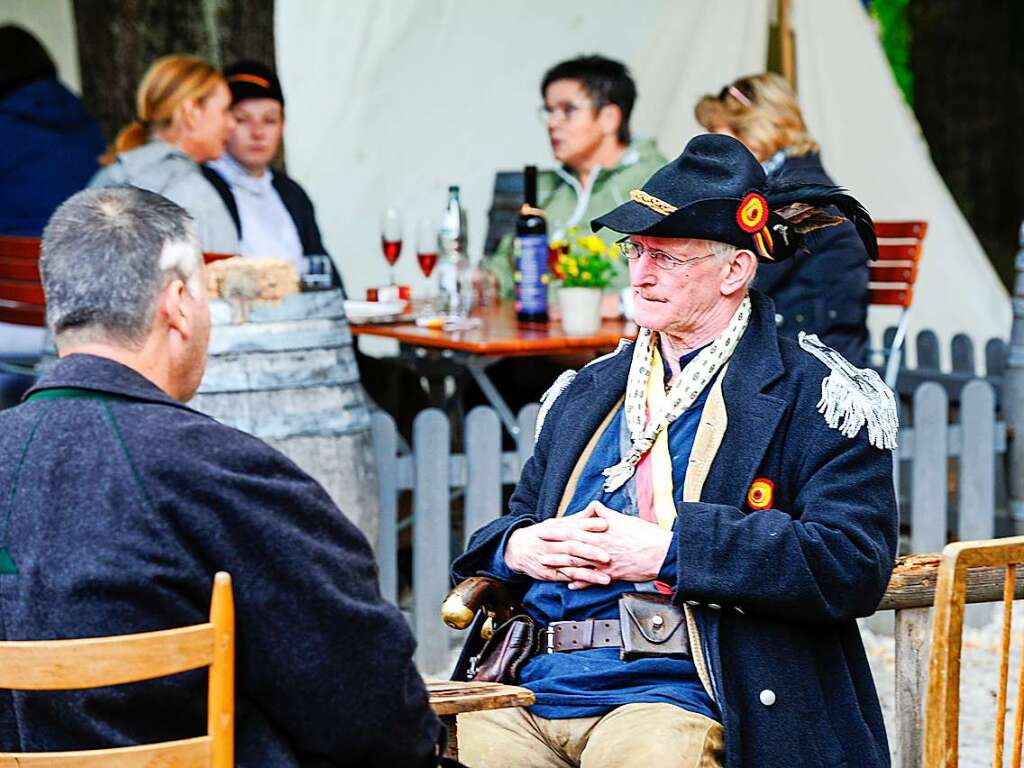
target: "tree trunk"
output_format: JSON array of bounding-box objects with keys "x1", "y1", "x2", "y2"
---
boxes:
[
  {"x1": 909, "y1": 0, "x2": 1024, "y2": 290},
  {"x1": 72, "y1": 0, "x2": 275, "y2": 143}
]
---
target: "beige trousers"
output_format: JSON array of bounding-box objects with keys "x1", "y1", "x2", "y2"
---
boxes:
[{"x1": 458, "y1": 702, "x2": 724, "y2": 768}]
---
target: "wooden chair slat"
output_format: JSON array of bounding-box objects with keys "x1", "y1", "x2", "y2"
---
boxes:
[
  {"x1": 876, "y1": 242, "x2": 924, "y2": 262},
  {"x1": 1014, "y1": 632, "x2": 1024, "y2": 768},
  {"x1": 208, "y1": 572, "x2": 235, "y2": 768},
  {"x1": 0, "y1": 736, "x2": 211, "y2": 767},
  {"x1": 0, "y1": 280, "x2": 45, "y2": 306},
  {"x1": 0, "y1": 300, "x2": 45, "y2": 327},
  {"x1": 0, "y1": 624, "x2": 215, "y2": 690},
  {"x1": 874, "y1": 220, "x2": 928, "y2": 239},
  {"x1": 0, "y1": 236, "x2": 41, "y2": 261},
  {"x1": 0, "y1": 261, "x2": 41, "y2": 281},
  {"x1": 869, "y1": 287, "x2": 913, "y2": 308},
  {"x1": 995, "y1": 564, "x2": 1016, "y2": 767},
  {"x1": 869, "y1": 264, "x2": 918, "y2": 284},
  {"x1": 925, "y1": 537, "x2": 1024, "y2": 767}
]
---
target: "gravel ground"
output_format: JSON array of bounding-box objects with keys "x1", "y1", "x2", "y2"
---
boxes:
[{"x1": 862, "y1": 604, "x2": 1024, "y2": 767}]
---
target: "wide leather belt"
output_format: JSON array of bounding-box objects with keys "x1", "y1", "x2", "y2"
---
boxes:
[{"x1": 542, "y1": 619, "x2": 622, "y2": 653}]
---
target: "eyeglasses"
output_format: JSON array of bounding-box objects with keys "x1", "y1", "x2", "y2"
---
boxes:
[
  {"x1": 619, "y1": 239, "x2": 717, "y2": 271},
  {"x1": 537, "y1": 100, "x2": 594, "y2": 123}
]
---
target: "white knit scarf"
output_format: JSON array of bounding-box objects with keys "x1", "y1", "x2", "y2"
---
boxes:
[{"x1": 603, "y1": 296, "x2": 751, "y2": 492}]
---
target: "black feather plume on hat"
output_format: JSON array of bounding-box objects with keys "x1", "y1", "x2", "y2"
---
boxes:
[{"x1": 766, "y1": 181, "x2": 879, "y2": 261}]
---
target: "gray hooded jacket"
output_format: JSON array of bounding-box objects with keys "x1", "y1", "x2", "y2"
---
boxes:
[{"x1": 90, "y1": 140, "x2": 239, "y2": 253}]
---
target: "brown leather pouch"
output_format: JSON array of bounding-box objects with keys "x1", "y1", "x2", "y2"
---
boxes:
[
  {"x1": 618, "y1": 592, "x2": 690, "y2": 660},
  {"x1": 471, "y1": 615, "x2": 537, "y2": 683}
]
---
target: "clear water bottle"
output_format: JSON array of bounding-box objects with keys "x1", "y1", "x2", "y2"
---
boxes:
[{"x1": 437, "y1": 185, "x2": 468, "y2": 315}]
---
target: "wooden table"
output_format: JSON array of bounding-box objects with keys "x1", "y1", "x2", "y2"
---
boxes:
[
  {"x1": 351, "y1": 302, "x2": 637, "y2": 436},
  {"x1": 427, "y1": 679, "x2": 535, "y2": 760}
]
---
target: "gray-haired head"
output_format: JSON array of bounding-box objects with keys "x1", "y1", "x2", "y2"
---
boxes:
[{"x1": 41, "y1": 186, "x2": 203, "y2": 348}]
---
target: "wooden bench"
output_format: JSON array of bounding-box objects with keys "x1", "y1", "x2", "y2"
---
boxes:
[
  {"x1": 428, "y1": 680, "x2": 534, "y2": 761},
  {"x1": 0, "y1": 235, "x2": 235, "y2": 328},
  {"x1": 0, "y1": 236, "x2": 45, "y2": 327}
]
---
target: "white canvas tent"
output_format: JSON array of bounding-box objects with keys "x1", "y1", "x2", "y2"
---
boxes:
[
  {"x1": 277, "y1": 0, "x2": 1010, "y2": 363},
  {"x1": 1, "y1": 0, "x2": 1011, "y2": 363}
]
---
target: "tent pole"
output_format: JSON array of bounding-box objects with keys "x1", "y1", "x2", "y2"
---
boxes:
[{"x1": 778, "y1": 0, "x2": 796, "y2": 88}]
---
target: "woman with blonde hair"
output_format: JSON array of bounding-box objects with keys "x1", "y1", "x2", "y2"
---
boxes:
[
  {"x1": 695, "y1": 72, "x2": 871, "y2": 365},
  {"x1": 91, "y1": 54, "x2": 238, "y2": 253}
]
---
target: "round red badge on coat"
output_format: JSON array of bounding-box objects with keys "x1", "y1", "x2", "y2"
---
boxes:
[
  {"x1": 747, "y1": 478, "x2": 774, "y2": 510},
  {"x1": 737, "y1": 192, "x2": 768, "y2": 234}
]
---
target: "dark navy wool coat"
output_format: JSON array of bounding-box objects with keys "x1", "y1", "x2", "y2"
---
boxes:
[
  {"x1": 0, "y1": 355, "x2": 440, "y2": 767},
  {"x1": 755, "y1": 153, "x2": 871, "y2": 366},
  {"x1": 453, "y1": 291, "x2": 898, "y2": 768}
]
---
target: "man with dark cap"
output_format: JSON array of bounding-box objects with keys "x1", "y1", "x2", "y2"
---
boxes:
[
  {"x1": 0, "y1": 186, "x2": 444, "y2": 767},
  {"x1": 450, "y1": 134, "x2": 898, "y2": 767},
  {"x1": 204, "y1": 60, "x2": 337, "y2": 286}
]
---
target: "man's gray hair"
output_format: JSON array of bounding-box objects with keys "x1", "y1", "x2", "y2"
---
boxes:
[{"x1": 41, "y1": 186, "x2": 203, "y2": 348}]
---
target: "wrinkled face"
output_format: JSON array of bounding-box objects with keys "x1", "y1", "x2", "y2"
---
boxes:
[
  {"x1": 188, "y1": 82, "x2": 235, "y2": 163},
  {"x1": 543, "y1": 79, "x2": 614, "y2": 170},
  {"x1": 227, "y1": 98, "x2": 283, "y2": 173},
  {"x1": 627, "y1": 236, "x2": 730, "y2": 336}
]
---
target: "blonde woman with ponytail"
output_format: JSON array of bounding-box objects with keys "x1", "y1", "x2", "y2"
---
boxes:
[
  {"x1": 91, "y1": 54, "x2": 239, "y2": 253},
  {"x1": 694, "y1": 73, "x2": 871, "y2": 366}
]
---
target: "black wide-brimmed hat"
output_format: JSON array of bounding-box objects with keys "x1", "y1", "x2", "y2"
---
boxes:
[
  {"x1": 224, "y1": 60, "x2": 285, "y2": 107},
  {"x1": 592, "y1": 133, "x2": 877, "y2": 262}
]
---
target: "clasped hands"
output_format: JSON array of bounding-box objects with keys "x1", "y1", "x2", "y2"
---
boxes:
[{"x1": 503, "y1": 501, "x2": 672, "y2": 590}]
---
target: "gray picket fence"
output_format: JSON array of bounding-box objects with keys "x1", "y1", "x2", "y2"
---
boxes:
[
  {"x1": 883, "y1": 328, "x2": 1007, "y2": 405},
  {"x1": 371, "y1": 379, "x2": 1004, "y2": 673}
]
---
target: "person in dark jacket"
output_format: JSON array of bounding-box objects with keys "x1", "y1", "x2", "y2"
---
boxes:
[
  {"x1": 204, "y1": 60, "x2": 340, "y2": 290},
  {"x1": 451, "y1": 135, "x2": 897, "y2": 767},
  {"x1": 0, "y1": 186, "x2": 442, "y2": 767},
  {"x1": 695, "y1": 72, "x2": 871, "y2": 365},
  {"x1": 0, "y1": 25, "x2": 104, "y2": 236}
]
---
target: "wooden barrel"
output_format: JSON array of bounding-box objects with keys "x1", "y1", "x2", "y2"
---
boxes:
[{"x1": 190, "y1": 289, "x2": 380, "y2": 542}]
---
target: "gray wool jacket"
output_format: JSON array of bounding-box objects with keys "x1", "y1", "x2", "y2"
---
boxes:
[
  {"x1": 0, "y1": 354, "x2": 441, "y2": 767},
  {"x1": 90, "y1": 140, "x2": 239, "y2": 254}
]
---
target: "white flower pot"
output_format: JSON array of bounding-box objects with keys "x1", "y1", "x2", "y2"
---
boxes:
[{"x1": 558, "y1": 286, "x2": 603, "y2": 336}]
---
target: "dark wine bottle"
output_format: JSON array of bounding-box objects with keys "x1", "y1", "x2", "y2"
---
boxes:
[{"x1": 514, "y1": 165, "x2": 549, "y2": 323}]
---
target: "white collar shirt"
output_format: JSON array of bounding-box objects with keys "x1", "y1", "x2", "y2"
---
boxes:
[{"x1": 208, "y1": 153, "x2": 304, "y2": 270}]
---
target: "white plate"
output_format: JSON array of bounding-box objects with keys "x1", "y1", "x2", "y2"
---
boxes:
[{"x1": 343, "y1": 299, "x2": 406, "y2": 321}]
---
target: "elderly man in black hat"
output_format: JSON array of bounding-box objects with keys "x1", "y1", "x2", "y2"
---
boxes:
[{"x1": 450, "y1": 134, "x2": 898, "y2": 768}]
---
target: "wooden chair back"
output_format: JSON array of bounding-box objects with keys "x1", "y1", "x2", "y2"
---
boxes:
[
  {"x1": 870, "y1": 221, "x2": 927, "y2": 308},
  {"x1": 870, "y1": 221, "x2": 928, "y2": 388},
  {"x1": 925, "y1": 537, "x2": 1024, "y2": 767},
  {"x1": 0, "y1": 235, "x2": 236, "y2": 328},
  {"x1": 0, "y1": 572, "x2": 235, "y2": 767}
]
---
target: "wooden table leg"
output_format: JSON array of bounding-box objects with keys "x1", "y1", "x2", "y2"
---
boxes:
[{"x1": 442, "y1": 714, "x2": 458, "y2": 759}]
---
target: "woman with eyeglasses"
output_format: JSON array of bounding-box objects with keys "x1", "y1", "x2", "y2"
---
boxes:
[
  {"x1": 695, "y1": 73, "x2": 871, "y2": 366},
  {"x1": 487, "y1": 55, "x2": 665, "y2": 303}
]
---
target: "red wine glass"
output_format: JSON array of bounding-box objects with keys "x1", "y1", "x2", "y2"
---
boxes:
[{"x1": 380, "y1": 207, "x2": 403, "y2": 286}]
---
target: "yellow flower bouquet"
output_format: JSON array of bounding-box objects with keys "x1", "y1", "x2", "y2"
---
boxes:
[{"x1": 551, "y1": 230, "x2": 619, "y2": 289}]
